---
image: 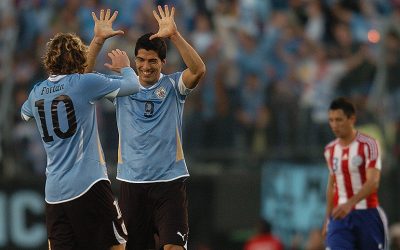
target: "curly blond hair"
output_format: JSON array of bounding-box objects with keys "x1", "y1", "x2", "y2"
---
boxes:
[{"x1": 43, "y1": 33, "x2": 88, "y2": 75}]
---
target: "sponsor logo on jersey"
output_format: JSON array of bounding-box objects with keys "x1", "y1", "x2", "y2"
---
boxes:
[{"x1": 144, "y1": 101, "x2": 154, "y2": 117}]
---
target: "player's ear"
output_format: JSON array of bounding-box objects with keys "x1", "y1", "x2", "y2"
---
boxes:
[
  {"x1": 350, "y1": 114, "x2": 356, "y2": 124},
  {"x1": 161, "y1": 59, "x2": 166, "y2": 65}
]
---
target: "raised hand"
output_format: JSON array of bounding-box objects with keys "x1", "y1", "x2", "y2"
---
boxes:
[
  {"x1": 150, "y1": 5, "x2": 178, "y2": 40},
  {"x1": 104, "y1": 49, "x2": 130, "y2": 73},
  {"x1": 92, "y1": 9, "x2": 124, "y2": 42}
]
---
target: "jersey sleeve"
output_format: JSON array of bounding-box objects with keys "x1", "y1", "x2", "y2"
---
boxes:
[
  {"x1": 324, "y1": 146, "x2": 334, "y2": 175},
  {"x1": 177, "y1": 73, "x2": 194, "y2": 96},
  {"x1": 79, "y1": 67, "x2": 139, "y2": 102},
  {"x1": 92, "y1": 71, "x2": 124, "y2": 79},
  {"x1": 168, "y1": 72, "x2": 192, "y2": 102},
  {"x1": 21, "y1": 92, "x2": 33, "y2": 121},
  {"x1": 364, "y1": 139, "x2": 382, "y2": 170}
]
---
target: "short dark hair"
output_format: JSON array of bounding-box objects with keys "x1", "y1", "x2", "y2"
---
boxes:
[
  {"x1": 134, "y1": 33, "x2": 167, "y2": 60},
  {"x1": 329, "y1": 97, "x2": 356, "y2": 118}
]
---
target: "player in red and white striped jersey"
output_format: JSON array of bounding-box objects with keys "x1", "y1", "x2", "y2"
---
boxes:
[{"x1": 322, "y1": 97, "x2": 388, "y2": 250}]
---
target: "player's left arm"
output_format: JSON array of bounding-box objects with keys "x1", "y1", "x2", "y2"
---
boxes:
[
  {"x1": 85, "y1": 9, "x2": 124, "y2": 73},
  {"x1": 150, "y1": 5, "x2": 206, "y2": 89},
  {"x1": 322, "y1": 174, "x2": 334, "y2": 236}
]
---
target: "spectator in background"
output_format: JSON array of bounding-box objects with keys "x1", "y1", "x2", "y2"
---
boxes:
[
  {"x1": 244, "y1": 218, "x2": 284, "y2": 250},
  {"x1": 304, "y1": 229, "x2": 324, "y2": 250},
  {"x1": 390, "y1": 223, "x2": 400, "y2": 250},
  {"x1": 236, "y1": 72, "x2": 269, "y2": 155}
]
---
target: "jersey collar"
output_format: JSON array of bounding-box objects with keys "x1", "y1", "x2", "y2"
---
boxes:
[
  {"x1": 139, "y1": 73, "x2": 164, "y2": 90},
  {"x1": 48, "y1": 75, "x2": 67, "y2": 82}
]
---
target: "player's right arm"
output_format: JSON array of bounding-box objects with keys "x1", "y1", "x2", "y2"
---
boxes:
[
  {"x1": 85, "y1": 9, "x2": 124, "y2": 73},
  {"x1": 84, "y1": 49, "x2": 139, "y2": 101},
  {"x1": 322, "y1": 146, "x2": 335, "y2": 238},
  {"x1": 322, "y1": 174, "x2": 334, "y2": 238},
  {"x1": 104, "y1": 49, "x2": 139, "y2": 98}
]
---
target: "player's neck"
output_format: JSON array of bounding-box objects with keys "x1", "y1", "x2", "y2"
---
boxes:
[{"x1": 338, "y1": 129, "x2": 357, "y2": 147}]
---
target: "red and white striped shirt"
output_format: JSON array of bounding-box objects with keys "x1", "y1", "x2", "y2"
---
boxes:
[{"x1": 324, "y1": 132, "x2": 381, "y2": 209}]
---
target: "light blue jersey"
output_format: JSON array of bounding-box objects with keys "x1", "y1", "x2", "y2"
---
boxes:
[
  {"x1": 21, "y1": 68, "x2": 139, "y2": 203},
  {"x1": 116, "y1": 72, "x2": 192, "y2": 182}
]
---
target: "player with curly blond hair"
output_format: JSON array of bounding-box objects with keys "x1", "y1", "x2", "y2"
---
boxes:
[{"x1": 21, "y1": 9, "x2": 140, "y2": 250}]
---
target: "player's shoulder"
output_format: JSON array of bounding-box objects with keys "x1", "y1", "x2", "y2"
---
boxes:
[
  {"x1": 162, "y1": 71, "x2": 182, "y2": 79},
  {"x1": 355, "y1": 131, "x2": 378, "y2": 144},
  {"x1": 30, "y1": 78, "x2": 49, "y2": 96},
  {"x1": 355, "y1": 131, "x2": 379, "y2": 150},
  {"x1": 160, "y1": 72, "x2": 182, "y2": 86},
  {"x1": 68, "y1": 72, "x2": 106, "y2": 91},
  {"x1": 31, "y1": 80, "x2": 45, "y2": 91},
  {"x1": 324, "y1": 139, "x2": 338, "y2": 152}
]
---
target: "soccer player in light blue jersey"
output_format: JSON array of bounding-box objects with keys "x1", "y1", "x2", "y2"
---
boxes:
[
  {"x1": 87, "y1": 5, "x2": 206, "y2": 250},
  {"x1": 20, "y1": 10, "x2": 139, "y2": 250}
]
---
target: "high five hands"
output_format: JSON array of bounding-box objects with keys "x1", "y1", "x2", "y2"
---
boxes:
[
  {"x1": 150, "y1": 5, "x2": 178, "y2": 40},
  {"x1": 104, "y1": 49, "x2": 130, "y2": 73},
  {"x1": 91, "y1": 9, "x2": 124, "y2": 42}
]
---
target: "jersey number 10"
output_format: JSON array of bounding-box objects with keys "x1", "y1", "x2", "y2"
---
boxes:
[{"x1": 34, "y1": 95, "x2": 77, "y2": 143}]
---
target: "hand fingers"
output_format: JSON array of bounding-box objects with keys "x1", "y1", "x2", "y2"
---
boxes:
[
  {"x1": 171, "y1": 7, "x2": 175, "y2": 18},
  {"x1": 104, "y1": 63, "x2": 112, "y2": 70},
  {"x1": 331, "y1": 208, "x2": 339, "y2": 219},
  {"x1": 105, "y1": 9, "x2": 111, "y2": 20},
  {"x1": 100, "y1": 9, "x2": 105, "y2": 20},
  {"x1": 108, "y1": 51, "x2": 116, "y2": 59},
  {"x1": 164, "y1": 5, "x2": 169, "y2": 17},
  {"x1": 107, "y1": 30, "x2": 124, "y2": 39},
  {"x1": 91, "y1": 12, "x2": 98, "y2": 22},
  {"x1": 157, "y1": 5, "x2": 165, "y2": 18},
  {"x1": 111, "y1": 30, "x2": 125, "y2": 36},
  {"x1": 109, "y1": 10, "x2": 119, "y2": 22},
  {"x1": 152, "y1": 10, "x2": 161, "y2": 22},
  {"x1": 332, "y1": 208, "x2": 345, "y2": 219},
  {"x1": 110, "y1": 49, "x2": 127, "y2": 56},
  {"x1": 111, "y1": 50, "x2": 120, "y2": 56},
  {"x1": 149, "y1": 33, "x2": 159, "y2": 40}
]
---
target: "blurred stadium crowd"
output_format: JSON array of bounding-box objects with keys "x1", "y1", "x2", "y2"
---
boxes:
[{"x1": 2, "y1": 0, "x2": 400, "y2": 249}]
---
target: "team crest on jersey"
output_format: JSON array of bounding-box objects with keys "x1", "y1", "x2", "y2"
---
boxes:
[
  {"x1": 155, "y1": 86, "x2": 166, "y2": 99},
  {"x1": 351, "y1": 155, "x2": 363, "y2": 167}
]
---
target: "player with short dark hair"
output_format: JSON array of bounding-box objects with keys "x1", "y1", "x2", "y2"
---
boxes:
[
  {"x1": 87, "y1": 5, "x2": 206, "y2": 250},
  {"x1": 21, "y1": 9, "x2": 140, "y2": 250},
  {"x1": 322, "y1": 97, "x2": 389, "y2": 250}
]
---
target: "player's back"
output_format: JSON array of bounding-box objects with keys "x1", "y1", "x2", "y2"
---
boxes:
[{"x1": 22, "y1": 73, "x2": 126, "y2": 203}]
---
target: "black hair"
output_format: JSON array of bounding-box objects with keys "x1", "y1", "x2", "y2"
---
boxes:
[
  {"x1": 329, "y1": 97, "x2": 356, "y2": 118},
  {"x1": 134, "y1": 33, "x2": 167, "y2": 60}
]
